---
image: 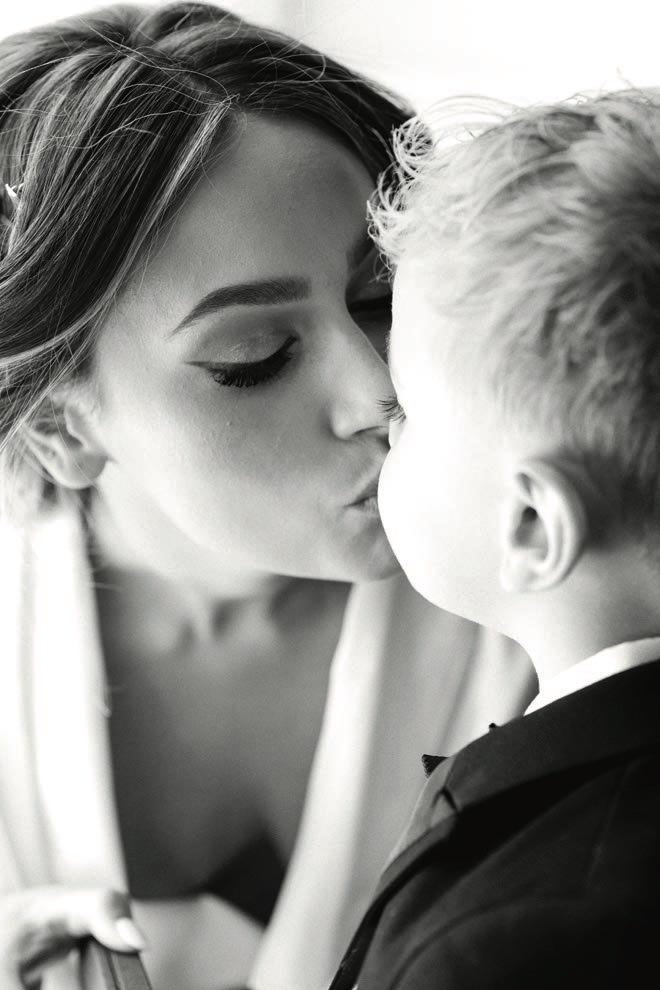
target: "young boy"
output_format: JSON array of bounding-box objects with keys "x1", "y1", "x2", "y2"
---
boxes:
[{"x1": 330, "y1": 90, "x2": 660, "y2": 989}]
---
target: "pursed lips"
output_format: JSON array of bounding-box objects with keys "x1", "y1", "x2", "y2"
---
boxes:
[{"x1": 350, "y1": 475, "x2": 381, "y2": 506}]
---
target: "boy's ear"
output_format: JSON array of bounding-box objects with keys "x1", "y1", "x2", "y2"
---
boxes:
[
  {"x1": 499, "y1": 458, "x2": 587, "y2": 594},
  {"x1": 22, "y1": 388, "x2": 108, "y2": 491}
]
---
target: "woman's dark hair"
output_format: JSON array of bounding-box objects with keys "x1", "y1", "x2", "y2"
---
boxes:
[{"x1": 0, "y1": 1, "x2": 409, "y2": 515}]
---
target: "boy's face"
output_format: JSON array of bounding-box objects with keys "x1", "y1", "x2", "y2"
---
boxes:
[{"x1": 378, "y1": 258, "x2": 504, "y2": 622}]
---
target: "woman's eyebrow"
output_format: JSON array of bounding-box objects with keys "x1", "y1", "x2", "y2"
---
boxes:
[{"x1": 168, "y1": 276, "x2": 311, "y2": 338}]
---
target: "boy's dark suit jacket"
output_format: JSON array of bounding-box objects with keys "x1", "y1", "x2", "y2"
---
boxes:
[{"x1": 329, "y1": 659, "x2": 660, "y2": 990}]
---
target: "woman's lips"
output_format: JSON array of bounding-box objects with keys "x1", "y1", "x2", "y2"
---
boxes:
[
  {"x1": 350, "y1": 478, "x2": 380, "y2": 507},
  {"x1": 352, "y1": 493, "x2": 380, "y2": 516},
  {"x1": 349, "y1": 475, "x2": 382, "y2": 517}
]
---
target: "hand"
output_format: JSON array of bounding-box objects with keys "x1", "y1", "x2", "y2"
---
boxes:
[{"x1": 0, "y1": 887, "x2": 146, "y2": 989}]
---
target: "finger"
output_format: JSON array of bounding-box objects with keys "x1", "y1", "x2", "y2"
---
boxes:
[
  {"x1": 20, "y1": 934, "x2": 77, "y2": 989},
  {"x1": 27, "y1": 889, "x2": 147, "y2": 954},
  {"x1": 0, "y1": 886, "x2": 148, "y2": 986},
  {"x1": 68, "y1": 889, "x2": 147, "y2": 953},
  {"x1": 0, "y1": 928, "x2": 56, "y2": 990},
  {"x1": 0, "y1": 907, "x2": 76, "y2": 984}
]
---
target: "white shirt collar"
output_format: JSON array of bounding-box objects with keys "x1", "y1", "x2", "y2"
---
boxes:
[{"x1": 525, "y1": 635, "x2": 660, "y2": 715}]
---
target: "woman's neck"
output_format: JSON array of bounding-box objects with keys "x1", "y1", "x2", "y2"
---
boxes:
[{"x1": 86, "y1": 486, "x2": 308, "y2": 646}]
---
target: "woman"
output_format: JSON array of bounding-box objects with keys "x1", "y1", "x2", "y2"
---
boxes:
[{"x1": 0, "y1": 4, "x2": 536, "y2": 989}]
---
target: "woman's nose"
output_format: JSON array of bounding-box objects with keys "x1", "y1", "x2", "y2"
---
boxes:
[{"x1": 326, "y1": 328, "x2": 392, "y2": 440}]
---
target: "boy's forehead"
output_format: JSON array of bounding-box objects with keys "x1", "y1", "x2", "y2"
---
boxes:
[
  {"x1": 391, "y1": 255, "x2": 480, "y2": 413},
  {"x1": 389, "y1": 264, "x2": 414, "y2": 385},
  {"x1": 390, "y1": 259, "x2": 442, "y2": 381}
]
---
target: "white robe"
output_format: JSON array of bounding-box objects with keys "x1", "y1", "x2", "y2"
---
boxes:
[{"x1": 0, "y1": 497, "x2": 536, "y2": 990}]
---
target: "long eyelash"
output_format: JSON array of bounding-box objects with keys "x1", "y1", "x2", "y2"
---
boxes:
[
  {"x1": 378, "y1": 394, "x2": 406, "y2": 422},
  {"x1": 208, "y1": 336, "x2": 296, "y2": 388}
]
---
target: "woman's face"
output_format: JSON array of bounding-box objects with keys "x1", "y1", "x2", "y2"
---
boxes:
[{"x1": 87, "y1": 115, "x2": 400, "y2": 585}]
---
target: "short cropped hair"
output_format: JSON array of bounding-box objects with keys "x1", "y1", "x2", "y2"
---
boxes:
[{"x1": 372, "y1": 89, "x2": 660, "y2": 549}]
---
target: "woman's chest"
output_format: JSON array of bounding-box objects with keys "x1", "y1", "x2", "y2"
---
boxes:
[{"x1": 99, "y1": 586, "x2": 348, "y2": 903}]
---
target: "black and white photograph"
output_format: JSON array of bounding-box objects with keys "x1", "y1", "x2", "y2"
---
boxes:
[{"x1": 0, "y1": 2, "x2": 658, "y2": 989}]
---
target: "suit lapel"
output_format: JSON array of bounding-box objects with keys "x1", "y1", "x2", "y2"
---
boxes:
[
  {"x1": 328, "y1": 810, "x2": 463, "y2": 990},
  {"x1": 329, "y1": 659, "x2": 660, "y2": 990},
  {"x1": 445, "y1": 658, "x2": 660, "y2": 816}
]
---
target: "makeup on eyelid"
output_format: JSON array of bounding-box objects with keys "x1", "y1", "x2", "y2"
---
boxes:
[
  {"x1": 192, "y1": 335, "x2": 297, "y2": 388},
  {"x1": 169, "y1": 210, "x2": 391, "y2": 391},
  {"x1": 180, "y1": 310, "x2": 298, "y2": 355},
  {"x1": 183, "y1": 287, "x2": 392, "y2": 390},
  {"x1": 178, "y1": 285, "x2": 390, "y2": 346}
]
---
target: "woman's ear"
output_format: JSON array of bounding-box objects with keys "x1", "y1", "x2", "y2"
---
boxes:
[
  {"x1": 22, "y1": 389, "x2": 108, "y2": 491},
  {"x1": 499, "y1": 458, "x2": 587, "y2": 594}
]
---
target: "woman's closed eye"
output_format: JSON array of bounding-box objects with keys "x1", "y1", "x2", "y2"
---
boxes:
[{"x1": 200, "y1": 335, "x2": 297, "y2": 388}]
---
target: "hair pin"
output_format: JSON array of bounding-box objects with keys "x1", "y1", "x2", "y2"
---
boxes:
[{"x1": 1, "y1": 182, "x2": 21, "y2": 226}]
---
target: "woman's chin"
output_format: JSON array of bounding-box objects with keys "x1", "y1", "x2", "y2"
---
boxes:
[
  {"x1": 337, "y1": 524, "x2": 403, "y2": 583},
  {"x1": 362, "y1": 552, "x2": 404, "y2": 582}
]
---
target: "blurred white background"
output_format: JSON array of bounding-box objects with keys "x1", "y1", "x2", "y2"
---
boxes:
[{"x1": 2, "y1": 0, "x2": 660, "y2": 111}]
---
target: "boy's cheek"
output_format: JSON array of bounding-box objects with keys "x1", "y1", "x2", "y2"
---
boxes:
[
  {"x1": 378, "y1": 438, "x2": 424, "y2": 558},
  {"x1": 378, "y1": 446, "x2": 407, "y2": 545}
]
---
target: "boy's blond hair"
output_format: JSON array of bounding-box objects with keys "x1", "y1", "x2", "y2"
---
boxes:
[{"x1": 372, "y1": 89, "x2": 660, "y2": 548}]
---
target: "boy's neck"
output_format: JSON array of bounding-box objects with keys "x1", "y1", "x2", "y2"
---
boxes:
[{"x1": 512, "y1": 546, "x2": 660, "y2": 694}]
